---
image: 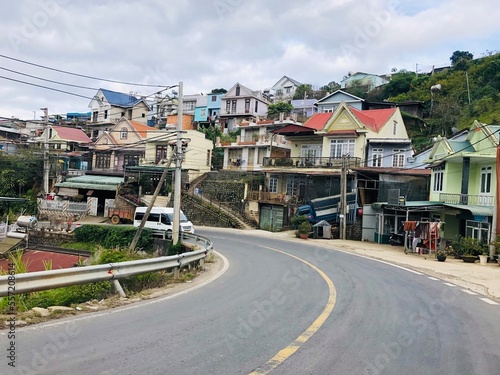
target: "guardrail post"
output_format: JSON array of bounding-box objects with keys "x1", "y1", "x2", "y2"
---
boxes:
[
  {"x1": 173, "y1": 266, "x2": 180, "y2": 280},
  {"x1": 113, "y1": 279, "x2": 127, "y2": 298}
]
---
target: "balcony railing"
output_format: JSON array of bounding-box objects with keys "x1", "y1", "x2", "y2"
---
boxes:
[
  {"x1": 263, "y1": 156, "x2": 361, "y2": 169},
  {"x1": 439, "y1": 193, "x2": 494, "y2": 206}
]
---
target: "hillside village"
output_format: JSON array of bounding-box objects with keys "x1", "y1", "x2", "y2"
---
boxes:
[{"x1": 1, "y1": 52, "x2": 500, "y2": 259}]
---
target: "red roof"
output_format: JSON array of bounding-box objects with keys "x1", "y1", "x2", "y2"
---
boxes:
[
  {"x1": 349, "y1": 107, "x2": 396, "y2": 132},
  {"x1": 53, "y1": 126, "x2": 92, "y2": 143},
  {"x1": 0, "y1": 250, "x2": 89, "y2": 273},
  {"x1": 273, "y1": 124, "x2": 316, "y2": 135},
  {"x1": 302, "y1": 113, "x2": 332, "y2": 130},
  {"x1": 130, "y1": 121, "x2": 157, "y2": 138}
]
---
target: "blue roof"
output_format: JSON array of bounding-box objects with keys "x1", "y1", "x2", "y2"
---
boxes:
[{"x1": 100, "y1": 89, "x2": 144, "y2": 108}]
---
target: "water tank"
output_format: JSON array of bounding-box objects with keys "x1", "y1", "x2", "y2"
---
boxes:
[{"x1": 16, "y1": 216, "x2": 38, "y2": 229}]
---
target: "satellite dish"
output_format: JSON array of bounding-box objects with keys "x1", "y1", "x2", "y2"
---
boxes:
[{"x1": 451, "y1": 126, "x2": 458, "y2": 134}]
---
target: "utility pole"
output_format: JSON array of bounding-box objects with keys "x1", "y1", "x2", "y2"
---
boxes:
[
  {"x1": 340, "y1": 154, "x2": 347, "y2": 240},
  {"x1": 41, "y1": 107, "x2": 49, "y2": 196},
  {"x1": 172, "y1": 81, "x2": 183, "y2": 245}
]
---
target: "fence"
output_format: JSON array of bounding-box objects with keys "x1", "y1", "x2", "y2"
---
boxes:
[{"x1": 0, "y1": 233, "x2": 213, "y2": 297}]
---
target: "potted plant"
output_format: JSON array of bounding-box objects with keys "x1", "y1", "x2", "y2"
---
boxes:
[
  {"x1": 298, "y1": 221, "x2": 312, "y2": 239},
  {"x1": 450, "y1": 235, "x2": 465, "y2": 259},
  {"x1": 478, "y1": 242, "x2": 490, "y2": 265},
  {"x1": 461, "y1": 237, "x2": 481, "y2": 263},
  {"x1": 436, "y1": 248, "x2": 448, "y2": 262}
]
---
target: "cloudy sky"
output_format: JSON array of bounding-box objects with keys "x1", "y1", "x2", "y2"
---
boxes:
[{"x1": 1, "y1": 0, "x2": 499, "y2": 120}]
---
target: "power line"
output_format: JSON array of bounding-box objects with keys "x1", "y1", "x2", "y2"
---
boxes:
[
  {"x1": 0, "y1": 66, "x2": 99, "y2": 91},
  {"x1": 0, "y1": 54, "x2": 168, "y2": 88},
  {"x1": 0, "y1": 75, "x2": 93, "y2": 100}
]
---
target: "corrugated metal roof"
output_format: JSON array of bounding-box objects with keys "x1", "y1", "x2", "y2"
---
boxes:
[
  {"x1": 55, "y1": 175, "x2": 123, "y2": 191},
  {"x1": 443, "y1": 204, "x2": 493, "y2": 216}
]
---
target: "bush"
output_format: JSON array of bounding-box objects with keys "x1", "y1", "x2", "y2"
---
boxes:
[{"x1": 74, "y1": 225, "x2": 154, "y2": 253}]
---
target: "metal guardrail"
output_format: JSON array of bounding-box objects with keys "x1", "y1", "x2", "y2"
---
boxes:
[{"x1": 0, "y1": 233, "x2": 213, "y2": 297}]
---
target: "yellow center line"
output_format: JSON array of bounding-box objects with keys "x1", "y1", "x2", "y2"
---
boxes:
[{"x1": 248, "y1": 246, "x2": 337, "y2": 375}]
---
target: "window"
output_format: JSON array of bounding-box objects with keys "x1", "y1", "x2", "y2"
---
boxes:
[
  {"x1": 276, "y1": 89, "x2": 282, "y2": 97},
  {"x1": 92, "y1": 111, "x2": 98, "y2": 122},
  {"x1": 372, "y1": 148, "x2": 383, "y2": 167},
  {"x1": 323, "y1": 107, "x2": 334, "y2": 113},
  {"x1": 392, "y1": 149, "x2": 405, "y2": 167},
  {"x1": 269, "y1": 175, "x2": 278, "y2": 193},
  {"x1": 393, "y1": 120, "x2": 397, "y2": 135},
  {"x1": 226, "y1": 100, "x2": 231, "y2": 113},
  {"x1": 120, "y1": 128, "x2": 128, "y2": 140},
  {"x1": 466, "y1": 220, "x2": 490, "y2": 243},
  {"x1": 231, "y1": 100, "x2": 237, "y2": 114},
  {"x1": 255, "y1": 101, "x2": 258, "y2": 113},
  {"x1": 433, "y1": 165, "x2": 444, "y2": 192},
  {"x1": 96, "y1": 153, "x2": 111, "y2": 169},
  {"x1": 245, "y1": 99, "x2": 250, "y2": 113},
  {"x1": 104, "y1": 110, "x2": 108, "y2": 120},
  {"x1": 184, "y1": 101, "x2": 196, "y2": 111},
  {"x1": 330, "y1": 139, "x2": 355, "y2": 158},
  {"x1": 235, "y1": 85, "x2": 240, "y2": 96},
  {"x1": 212, "y1": 95, "x2": 217, "y2": 102},
  {"x1": 156, "y1": 145, "x2": 169, "y2": 163},
  {"x1": 124, "y1": 154, "x2": 140, "y2": 167},
  {"x1": 285, "y1": 86, "x2": 291, "y2": 94},
  {"x1": 480, "y1": 166, "x2": 492, "y2": 193}
]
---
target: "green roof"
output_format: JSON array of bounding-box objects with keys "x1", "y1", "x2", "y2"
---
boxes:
[
  {"x1": 55, "y1": 175, "x2": 123, "y2": 191},
  {"x1": 448, "y1": 140, "x2": 474, "y2": 153},
  {"x1": 443, "y1": 204, "x2": 493, "y2": 217}
]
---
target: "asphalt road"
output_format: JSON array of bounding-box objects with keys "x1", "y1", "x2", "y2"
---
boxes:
[{"x1": 2, "y1": 229, "x2": 500, "y2": 375}]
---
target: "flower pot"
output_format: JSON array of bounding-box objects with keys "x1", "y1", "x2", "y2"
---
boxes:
[
  {"x1": 479, "y1": 255, "x2": 488, "y2": 265},
  {"x1": 462, "y1": 255, "x2": 478, "y2": 263},
  {"x1": 436, "y1": 255, "x2": 447, "y2": 262}
]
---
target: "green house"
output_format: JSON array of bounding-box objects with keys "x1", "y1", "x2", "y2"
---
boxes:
[{"x1": 425, "y1": 120, "x2": 497, "y2": 242}]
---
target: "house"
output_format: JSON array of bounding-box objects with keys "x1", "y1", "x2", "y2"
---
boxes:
[
  {"x1": 216, "y1": 118, "x2": 296, "y2": 172},
  {"x1": 182, "y1": 94, "x2": 205, "y2": 116},
  {"x1": 139, "y1": 126, "x2": 213, "y2": 184},
  {"x1": 91, "y1": 118, "x2": 156, "y2": 175},
  {"x1": 367, "y1": 121, "x2": 496, "y2": 246},
  {"x1": 315, "y1": 90, "x2": 365, "y2": 113},
  {"x1": 194, "y1": 92, "x2": 224, "y2": 128},
  {"x1": 37, "y1": 125, "x2": 93, "y2": 189},
  {"x1": 271, "y1": 102, "x2": 412, "y2": 169},
  {"x1": 270, "y1": 75, "x2": 302, "y2": 101},
  {"x1": 290, "y1": 98, "x2": 318, "y2": 118},
  {"x1": 340, "y1": 72, "x2": 389, "y2": 93},
  {"x1": 424, "y1": 120, "x2": 496, "y2": 242},
  {"x1": 219, "y1": 83, "x2": 270, "y2": 132},
  {"x1": 88, "y1": 88, "x2": 151, "y2": 125}
]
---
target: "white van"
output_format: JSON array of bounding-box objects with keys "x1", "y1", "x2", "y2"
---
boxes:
[{"x1": 133, "y1": 207, "x2": 194, "y2": 238}]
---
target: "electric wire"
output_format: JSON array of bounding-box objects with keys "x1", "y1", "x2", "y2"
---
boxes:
[{"x1": 0, "y1": 54, "x2": 171, "y2": 88}]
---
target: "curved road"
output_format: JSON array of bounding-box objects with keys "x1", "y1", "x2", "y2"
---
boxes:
[{"x1": 2, "y1": 229, "x2": 500, "y2": 375}]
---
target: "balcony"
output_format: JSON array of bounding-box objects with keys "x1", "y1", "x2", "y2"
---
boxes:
[
  {"x1": 263, "y1": 156, "x2": 361, "y2": 169},
  {"x1": 439, "y1": 193, "x2": 493, "y2": 206}
]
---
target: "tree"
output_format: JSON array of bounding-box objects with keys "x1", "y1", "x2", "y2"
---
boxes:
[
  {"x1": 293, "y1": 84, "x2": 313, "y2": 100},
  {"x1": 267, "y1": 102, "x2": 294, "y2": 117},
  {"x1": 450, "y1": 50, "x2": 473, "y2": 71},
  {"x1": 450, "y1": 50, "x2": 473, "y2": 65},
  {"x1": 210, "y1": 88, "x2": 227, "y2": 94}
]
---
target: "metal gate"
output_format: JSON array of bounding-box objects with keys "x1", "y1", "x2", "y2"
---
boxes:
[
  {"x1": 260, "y1": 205, "x2": 284, "y2": 232},
  {"x1": 361, "y1": 204, "x2": 376, "y2": 241}
]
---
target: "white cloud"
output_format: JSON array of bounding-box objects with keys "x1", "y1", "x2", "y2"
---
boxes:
[{"x1": 0, "y1": 0, "x2": 499, "y2": 119}]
